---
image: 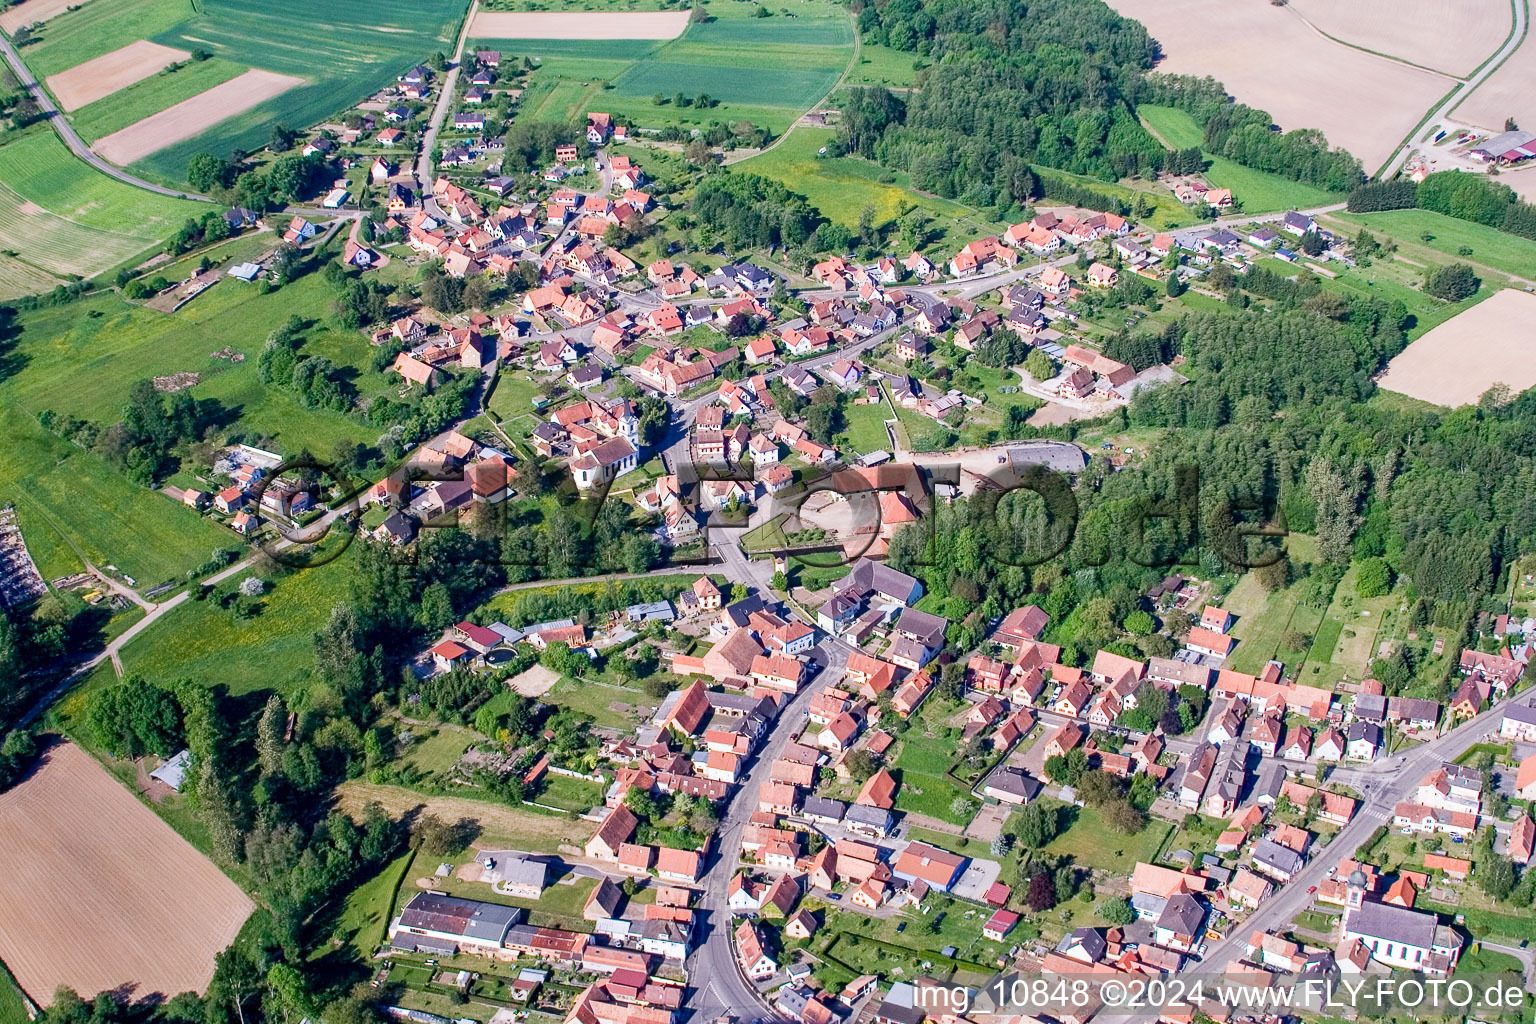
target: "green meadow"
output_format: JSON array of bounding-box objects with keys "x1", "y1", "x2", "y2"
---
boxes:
[
  {"x1": 0, "y1": 267, "x2": 393, "y2": 586},
  {"x1": 1137, "y1": 106, "x2": 1343, "y2": 213},
  {"x1": 739, "y1": 127, "x2": 1006, "y2": 246}
]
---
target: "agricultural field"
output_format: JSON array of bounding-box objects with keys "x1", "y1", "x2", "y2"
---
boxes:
[
  {"x1": 93, "y1": 68, "x2": 306, "y2": 166},
  {"x1": 1137, "y1": 106, "x2": 1343, "y2": 212},
  {"x1": 1284, "y1": 0, "x2": 1511, "y2": 77},
  {"x1": 0, "y1": 130, "x2": 202, "y2": 282},
  {"x1": 1324, "y1": 208, "x2": 1536, "y2": 280},
  {"x1": 739, "y1": 128, "x2": 1005, "y2": 247},
  {"x1": 1106, "y1": 0, "x2": 1454, "y2": 169},
  {"x1": 1452, "y1": 23, "x2": 1536, "y2": 134},
  {"x1": 478, "y1": 0, "x2": 855, "y2": 134},
  {"x1": 19, "y1": 0, "x2": 470, "y2": 179},
  {"x1": 16, "y1": 0, "x2": 202, "y2": 78},
  {"x1": 44, "y1": 40, "x2": 191, "y2": 111},
  {"x1": 1376, "y1": 289, "x2": 1536, "y2": 406},
  {"x1": 67, "y1": 57, "x2": 250, "y2": 143},
  {"x1": 0, "y1": 741, "x2": 252, "y2": 1006}
]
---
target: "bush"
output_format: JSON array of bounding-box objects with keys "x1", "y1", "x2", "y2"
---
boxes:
[{"x1": 1424, "y1": 263, "x2": 1479, "y2": 302}]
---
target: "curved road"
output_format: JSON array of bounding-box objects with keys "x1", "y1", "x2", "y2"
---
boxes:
[
  {"x1": 1377, "y1": 0, "x2": 1529, "y2": 179},
  {"x1": 0, "y1": 34, "x2": 209, "y2": 201}
]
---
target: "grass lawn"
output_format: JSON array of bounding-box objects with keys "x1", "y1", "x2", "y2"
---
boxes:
[
  {"x1": 542, "y1": 676, "x2": 649, "y2": 731},
  {"x1": 1043, "y1": 803, "x2": 1174, "y2": 875},
  {"x1": 836, "y1": 402, "x2": 893, "y2": 456},
  {"x1": 537, "y1": 773, "x2": 604, "y2": 813},
  {"x1": 842, "y1": 44, "x2": 921, "y2": 88},
  {"x1": 1137, "y1": 107, "x2": 1343, "y2": 213},
  {"x1": 1329, "y1": 208, "x2": 1536, "y2": 281},
  {"x1": 113, "y1": 557, "x2": 354, "y2": 697},
  {"x1": 739, "y1": 128, "x2": 1006, "y2": 248},
  {"x1": 398, "y1": 723, "x2": 478, "y2": 777},
  {"x1": 323, "y1": 848, "x2": 416, "y2": 962}
]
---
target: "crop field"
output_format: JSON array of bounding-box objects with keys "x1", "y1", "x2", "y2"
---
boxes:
[
  {"x1": 93, "y1": 68, "x2": 306, "y2": 165},
  {"x1": 0, "y1": 253, "x2": 61, "y2": 300},
  {"x1": 470, "y1": 10, "x2": 689, "y2": 38},
  {"x1": 1377, "y1": 289, "x2": 1536, "y2": 406},
  {"x1": 18, "y1": 0, "x2": 195, "y2": 78},
  {"x1": 479, "y1": 0, "x2": 854, "y2": 133},
  {"x1": 67, "y1": 57, "x2": 249, "y2": 143},
  {"x1": 1284, "y1": 0, "x2": 1511, "y2": 77},
  {"x1": 0, "y1": 130, "x2": 200, "y2": 277},
  {"x1": 1105, "y1": 0, "x2": 1454, "y2": 170},
  {"x1": 0, "y1": 0, "x2": 90, "y2": 32},
  {"x1": 40, "y1": 0, "x2": 467, "y2": 178},
  {"x1": 1137, "y1": 106, "x2": 1342, "y2": 212},
  {"x1": 1455, "y1": 25, "x2": 1536, "y2": 136},
  {"x1": 0, "y1": 742, "x2": 252, "y2": 1006},
  {"x1": 45, "y1": 40, "x2": 191, "y2": 111}
]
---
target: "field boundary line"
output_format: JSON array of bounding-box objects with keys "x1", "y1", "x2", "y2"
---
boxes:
[
  {"x1": 1278, "y1": 3, "x2": 1465, "y2": 81},
  {"x1": 0, "y1": 175, "x2": 168, "y2": 247},
  {"x1": 0, "y1": 32, "x2": 209, "y2": 202},
  {"x1": 723, "y1": 8, "x2": 861, "y2": 166}
]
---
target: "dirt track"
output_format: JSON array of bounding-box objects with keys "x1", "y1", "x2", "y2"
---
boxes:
[
  {"x1": 470, "y1": 10, "x2": 690, "y2": 39},
  {"x1": 0, "y1": 742, "x2": 252, "y2": 1005},
  {"x1": 92, "y1": 68, "x2": 304, "y2": 165},
  {"x1": 46, "y1": 41, "x2": 191, "y2": 111},
  {"x1": 1377, "y1": 289, "x2": 1536, "y2": 407}
]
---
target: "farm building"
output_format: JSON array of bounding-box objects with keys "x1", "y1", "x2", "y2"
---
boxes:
[{"x1": 389, "y1": 893, "x2": 523, "y2": 956}]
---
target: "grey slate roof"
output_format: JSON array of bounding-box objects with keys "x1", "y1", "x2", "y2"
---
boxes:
[{"x1": 1347, "y1": 898, "x2": 1438, "y2": 949}]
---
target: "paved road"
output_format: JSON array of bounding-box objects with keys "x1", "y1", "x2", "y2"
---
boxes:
[
  {"x1": 416, "y1": 0, "x2": 480, "y2": 201},
  {"x1": 0, "y1": 34, "x2": 208, "y2": 202},
  {"x1": 1377, "y1": 0, "x2": 1529, "y2": 179},
  {"x1": 1112, "y1": 694, "x2": 1531, "y2": 1023}
]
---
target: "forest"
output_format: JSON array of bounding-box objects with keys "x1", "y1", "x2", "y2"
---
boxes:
[{"x1": 835, "y1": 0, "x2": 1362, "y2": 205}]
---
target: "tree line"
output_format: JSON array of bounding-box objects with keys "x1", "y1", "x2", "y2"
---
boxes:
[{"x1": 1348, "y1": 170, "x2": 1536, "y2": 242}]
